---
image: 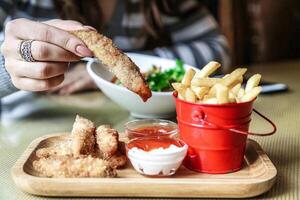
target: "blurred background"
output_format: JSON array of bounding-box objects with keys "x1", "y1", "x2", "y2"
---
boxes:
[{"x1": 206, "y1": 0, "x2": 300, "y2": 67}]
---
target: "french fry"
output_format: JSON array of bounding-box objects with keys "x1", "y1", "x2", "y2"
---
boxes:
[
  {"x1": 221, "y1": 68, "x2": 247, "y2": 87},
  {"x1": 228, "y1": 91, "x2": 236, "y2": 102},
  {"x1": 237, "y1": 88, "x2": 245, "y2": 99},
  {"x1": 191, "y1": 86, "x2": 209, "y2": 100},
  {"x1": 207, "y1": 87, "x2": 216, "y2": 97},
  {"x1": 174, "y1": 61, "x2": 262, "y2": 105},
  {"x1": 181, "y1": 68, "x2": 196, "y2": 86},
  {"x1": 215, "y1": 84, "x2": 229, "y2": 104},
  {"x1": 191, "y1": 61, "x2": 220, "y2": 85},
  {"x1": 245, "y1": 74, "x2": 261, "y2": 93},
  {"x1": 178, "y1": 93, "x2": 185, "y2": 100},
  {"x1": 172, "y1": 83, "x2": 187, "y2": 99},
  {"x1": 196, "y1": 61, "x2": 221, "y2": 78},
  {"x1": 191, "y1": 77, "x2": 221, "y2": 87},
  {"x1": 228, "y1": 76, "x2": 243, "y2": 88},
  {"x1": 235, "y1": 97, "x2": 241, "y2": 103},
  {"x1": 240, "y1": 86, "x2": 261, "y2": 102},
  {"x1": 177, "y1": 92, "x2": 185, "y2": 100},
  {"x1": 203, "y1": 94, "x2": 213, "y2": 101},
  {"x1": 203, "y1": 98, "x2": 218, "y2": 104},
  {"x1": 222, "y1": 74, "x2": 230, "y2": 79},
  {"x1": 238, "y1": 76, "x2": 243, "y2": 83},
  {"x1": 211, "y1": 85, "x2": 237, "y2": 103},
  {"x1": 231, "y1": 83, "x2": 242, "y2": 95},
  {"x1": 185, "y1": 88, "x2": 196, "y2": 103},
  {"x1": 207, "y1": 82, "x2": 220, "y2": 97}
]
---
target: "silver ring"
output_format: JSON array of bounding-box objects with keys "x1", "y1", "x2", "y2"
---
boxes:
[{"x1": 18, "y1": 40, "x2": 36, "y2": 62}]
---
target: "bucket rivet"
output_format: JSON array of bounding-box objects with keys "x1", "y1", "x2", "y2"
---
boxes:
[{"x1": 192, "y1": 110, "x2": 204, "y2": 122}]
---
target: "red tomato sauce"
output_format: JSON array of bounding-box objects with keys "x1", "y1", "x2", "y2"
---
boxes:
[
  {"x1": 130, "y1": 125, "x2": 175, "y2": 137},
  {"x1": 127, "y1": 137, "x2": 183, "y2": 152}
]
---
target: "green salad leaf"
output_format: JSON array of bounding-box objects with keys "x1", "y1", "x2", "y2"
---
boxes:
[
  {"x1": 146, "y1": 59, "x2": 185, "y2": 92},
  {"x1": 112, "y1": 59, "x2": 185, "y2": 92}
]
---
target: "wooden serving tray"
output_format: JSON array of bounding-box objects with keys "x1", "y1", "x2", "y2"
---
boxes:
[{"x1": 11, "y1": 133, "x2": 277, "y2": 198}]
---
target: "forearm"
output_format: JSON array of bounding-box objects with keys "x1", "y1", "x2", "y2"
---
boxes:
[{"x1": 0, "y1": 54, "x2": 18, "y2": 98}]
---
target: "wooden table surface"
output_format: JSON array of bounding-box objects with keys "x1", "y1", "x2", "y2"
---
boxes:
[{"x1": 0, "y1": 59, "x2": 299, "y2": 199}]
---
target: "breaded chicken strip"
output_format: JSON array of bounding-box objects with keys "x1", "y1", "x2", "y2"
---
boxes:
[
  {"x1": 71, "y1": 30, "x2": 152, "y2": 102},
  {"x1": 33, "y1": 155, "x2": 116, "y2": 178},
  {"x1": 36, "y1": 140, "x2": 72, "y2": 158},
  {"x1": 71, "y1": 115, "x2": 96, "y2": 156},
  {"x1": 96, "y1": 125, "x2": 118, "y2": 159}
]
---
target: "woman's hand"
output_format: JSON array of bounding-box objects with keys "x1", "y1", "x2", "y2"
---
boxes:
[{"x1": 1, "y1": 18, "x2": 94, "y2": 92}]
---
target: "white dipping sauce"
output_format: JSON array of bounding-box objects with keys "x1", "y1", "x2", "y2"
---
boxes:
[{"x1": 128, "y1": 144, "x2": 188, "y2": 176}]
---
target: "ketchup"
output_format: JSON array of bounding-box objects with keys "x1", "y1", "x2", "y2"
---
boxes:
[
  {"x1": 127, "y1": 125, "x2": 176, "y2": 139},
  {"x1": 127, "y1": 137, "x2": 182, "y2": 152}
]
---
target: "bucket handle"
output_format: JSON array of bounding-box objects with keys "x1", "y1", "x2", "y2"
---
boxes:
[
  {"x1": 196, "y1": 109, "x2": 276, "y2": 136},
  {"x1": 229, "y1": 109, "x2": 276, "y2": 136}
]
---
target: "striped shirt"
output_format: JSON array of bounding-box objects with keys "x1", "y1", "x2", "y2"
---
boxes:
[{"x1": 0, "y1": 0, "x2": 230, "y2": 98}]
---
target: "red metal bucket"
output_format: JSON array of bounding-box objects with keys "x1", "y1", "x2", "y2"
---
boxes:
[{"x1": 174, "y1": 93, "x2": 276, "y2": 174}]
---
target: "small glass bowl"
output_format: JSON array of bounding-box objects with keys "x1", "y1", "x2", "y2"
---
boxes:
[
  {"x1": 125, "y1": 119, "x2": 178, "y2": 140},
  {"x1": 126, "y1": 136, "x2": 188, "y2": 176}
]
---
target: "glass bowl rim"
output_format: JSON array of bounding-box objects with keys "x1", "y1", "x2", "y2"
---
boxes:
[{"x1": 124, "y1": 119, "x2": 178, "y2": 137}]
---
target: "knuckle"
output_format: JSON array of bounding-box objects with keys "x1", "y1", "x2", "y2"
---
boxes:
[
  {"x1": 38, "y1": 75, "x2": 63, "y2": 90},
  {"x1": 38, "y1": 63, "x2": 52, "y2": 79},
  {"x1": 1, "y1": 38, "x2": 15, "y2": 56},
  {"x1": 62, "y1": 37, "x2": 74, "y2": 50},
  {"x1": 39, "y1": 80, "x2": 50, "y2": 90},
  {"x1": 43, "y1": 76, "x2": 62, "y2": 89},
  {"x1": 61, "y1": 63, "x2": 69, "y2": 71},
  {"x1": 10, "y1": 76, "x2": 21, "y2": 89},
  {"x1": 5, "y1": 20, "x2": 16, "y2": 34},
  {"x1": 36, "y1": 43, "x2": 50, "y2": 59},
  {"x1": 38, "y1": 28, "x2": 53, "y2": 41},
  {"x1": 5, "y1": 18, "x2": 25, "y2": 34},
  {"x1": 4, "y1": 59, "x2": 15, "y2": 74},
  {"x1": 51, "y1": 75, "x2": 64, "y2": 87},
  {"x1": 0, "y1": 42, "x2": 8, "y2": 55}
]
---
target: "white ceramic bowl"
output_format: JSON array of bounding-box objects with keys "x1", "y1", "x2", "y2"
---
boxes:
[
  {"x1": 127, "y1": 140, "x2": 188, "y2": 176},
  {"x1": 87, "y1": 53, "x2": 194, "y2": 118}
]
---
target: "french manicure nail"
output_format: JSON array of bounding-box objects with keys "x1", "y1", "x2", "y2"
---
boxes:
[{"x1": 75, "y1": 45, "x2": 93, "y2": 57}]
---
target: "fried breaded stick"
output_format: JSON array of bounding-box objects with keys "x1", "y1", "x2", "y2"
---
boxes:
[
  {"x1": 71, "y1": 30, "x2": 152, "y2": 102},
  {"x1": 96, "y1": 125, "x2": 118, "y2": 159},
  {"x1": 33, "y1": 155, "x2": 116, "y2": 178},
  {"x1": 36, "y1": 141, "x2": 72, "y2": 158},
  {"x1": 71, "y1": 115, "x2": 96, "y2": 156}
]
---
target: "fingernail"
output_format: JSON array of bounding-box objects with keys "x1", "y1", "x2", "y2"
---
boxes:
[
  {"x1": 83, "y1": 25, "x2": 97, "y2": 31},
  {"x1": 75, "y1": 45, "x2": 93, "y2": 57}
]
